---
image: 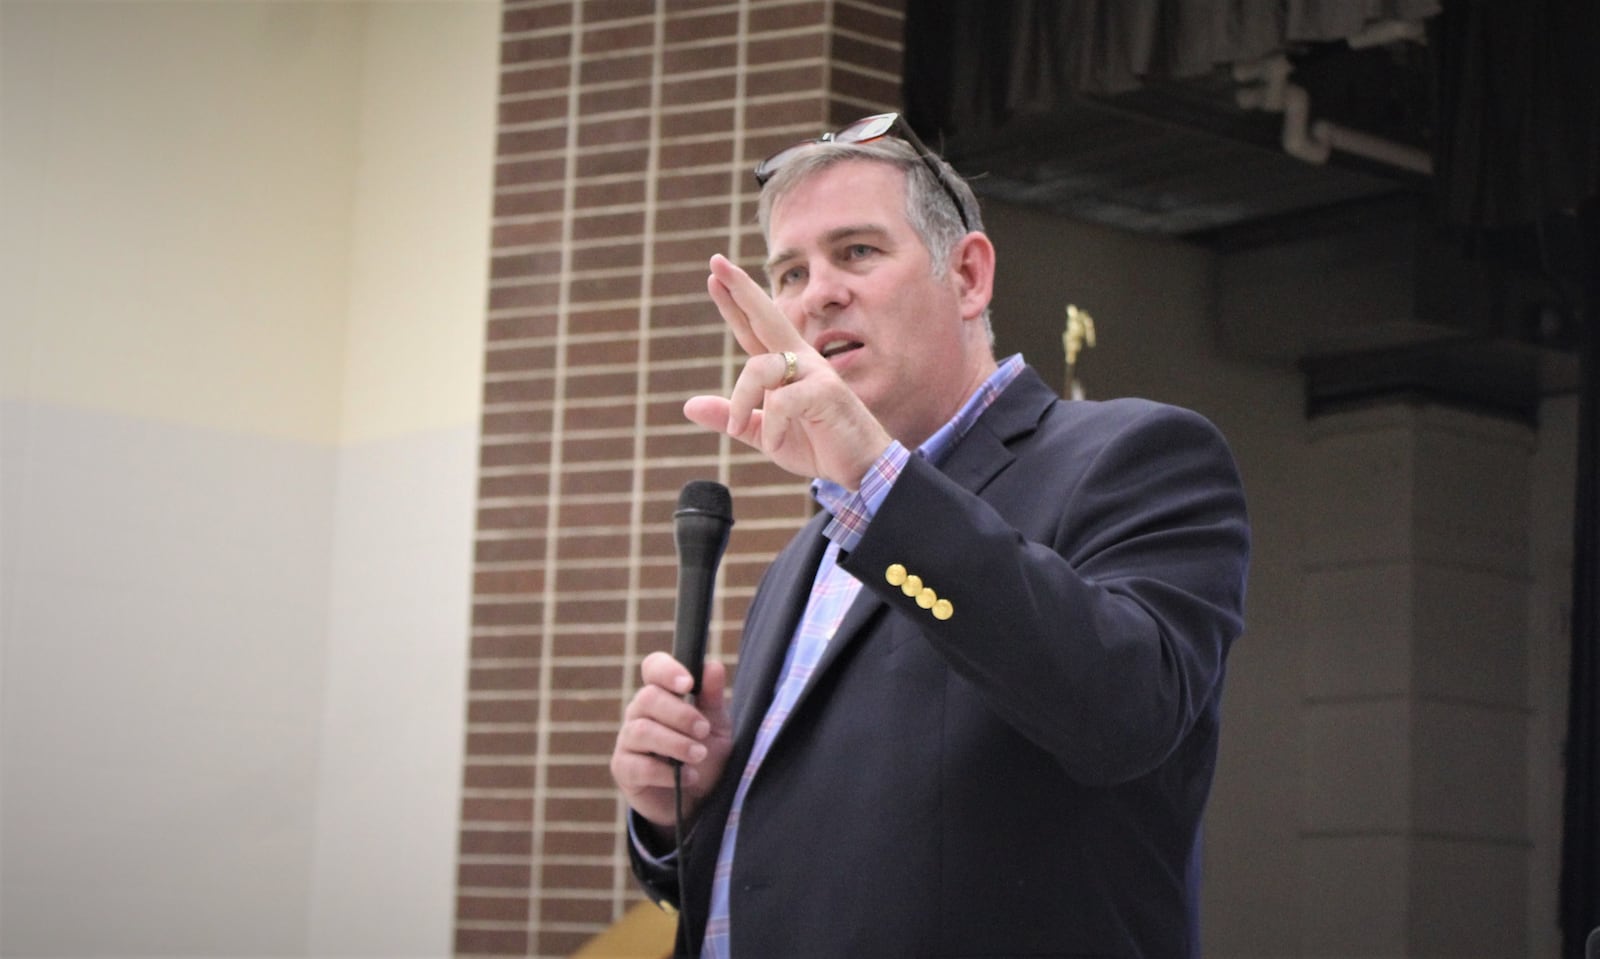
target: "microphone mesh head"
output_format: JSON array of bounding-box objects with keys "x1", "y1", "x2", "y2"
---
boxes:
[{"x1": 677, "y1": 480, "x2": 732, "y2": 521}]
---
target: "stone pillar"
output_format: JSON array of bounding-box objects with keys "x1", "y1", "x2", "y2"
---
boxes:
[{"x1": 1300, "y1": 402, "x2": 1534, "y2": 956}]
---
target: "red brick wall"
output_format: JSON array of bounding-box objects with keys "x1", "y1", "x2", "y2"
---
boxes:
[{"x1": 457, "y1": 2, "x2": 905, "y2": 955}]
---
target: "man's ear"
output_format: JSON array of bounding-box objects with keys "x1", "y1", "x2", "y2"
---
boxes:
[{"x1": 950, "y1": 231, "x2": 996, "y2": 322}]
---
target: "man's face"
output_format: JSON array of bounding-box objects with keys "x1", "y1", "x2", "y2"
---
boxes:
[{"x1": 762, "y1": 159, "x2": 987, "y2": 448}]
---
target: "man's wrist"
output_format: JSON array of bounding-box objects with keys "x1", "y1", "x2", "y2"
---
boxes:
[
  {"x1": 818, "y1": 441, "x2": 911, "y2": 552},
  {"x1": 629, "y1": 808, "x2": 683, "y2": 862}
]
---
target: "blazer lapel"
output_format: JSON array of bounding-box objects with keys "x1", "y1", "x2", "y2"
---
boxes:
[
  {"x1": 729, "y1": 511, "x2": 830, "y2": 750},
  {"x1": 938, "y1": 366, "x2": 1057, "y2": 496},
  {"x1": 804, "y1": 582, "x2": 888, "y2": 688}
]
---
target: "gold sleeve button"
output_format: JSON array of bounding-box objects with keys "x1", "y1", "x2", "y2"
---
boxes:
[
  {"x1": 886, "y1": 564, "x2": 907, "y2": 586},
  {"x1": 932, "y1": 599, "x2": 954, "y2": 621},
  {"x1": 916, "y1": 588, "x2": 937, "y2": 609},
  {"x1": 901, "y1": 574, "x2": 922, "y2": 597}
]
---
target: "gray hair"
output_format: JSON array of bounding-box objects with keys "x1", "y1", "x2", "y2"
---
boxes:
[{"x1": 755, "y1": 136, "x2": 993, "y2": 341}]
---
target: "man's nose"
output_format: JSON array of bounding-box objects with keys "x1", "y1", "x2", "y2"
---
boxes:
[{"x1": 799, "y1": 261, "x2": 850, "y2": 317}]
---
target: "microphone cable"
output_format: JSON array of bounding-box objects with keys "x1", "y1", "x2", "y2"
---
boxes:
[{"x1": 673, "y1": 762, "x2": 696, "y2": 957}]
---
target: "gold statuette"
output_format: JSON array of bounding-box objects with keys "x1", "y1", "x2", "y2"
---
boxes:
[{"x1": 1063, "y1": 304, "x2": 1096, "y2": 399}]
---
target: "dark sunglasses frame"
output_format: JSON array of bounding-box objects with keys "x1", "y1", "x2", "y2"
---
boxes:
[{"x1": 753, "y1": 112, "x2": 972, "y2": 232}]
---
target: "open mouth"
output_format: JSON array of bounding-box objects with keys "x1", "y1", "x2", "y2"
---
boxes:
[{"x1": 820, "y1": 340, "x2": 864, "y2": 360}]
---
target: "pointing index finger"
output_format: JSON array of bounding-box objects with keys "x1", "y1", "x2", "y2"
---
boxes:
[{"x1": 708, "y1": 254, "x2": 810, "y2": 358}]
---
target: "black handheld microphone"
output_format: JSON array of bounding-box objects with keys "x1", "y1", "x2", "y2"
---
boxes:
[{"x1": 672, "y1": 480, "x2": 734, "y2": 696}]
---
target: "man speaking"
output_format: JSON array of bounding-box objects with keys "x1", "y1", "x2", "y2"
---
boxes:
[{"x1": 609, "y1": 113, "x2": 1251, "y2": 959}]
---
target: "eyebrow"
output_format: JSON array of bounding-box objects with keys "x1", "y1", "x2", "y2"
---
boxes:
[{"x1": 763, "y1": 223, "x2": 893, "y2": 277}]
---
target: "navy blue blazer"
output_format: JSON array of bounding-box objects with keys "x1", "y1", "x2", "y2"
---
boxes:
[{"x1": 633, "y1": 366, "x2": 1250, "y2": 958}]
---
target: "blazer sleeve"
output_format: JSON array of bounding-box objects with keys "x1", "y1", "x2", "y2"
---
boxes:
[
  {"x1": 837, "y1": 399, "x2": 1250, "y2": 786},
  {"x1": 625, "y1": 809, "x2": 682, "y2": 909}
]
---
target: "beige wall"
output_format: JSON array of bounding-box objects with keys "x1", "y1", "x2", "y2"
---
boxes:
[
  {"x1": 2, "y1": 1, "x2": 360, "y2": 440},
  {"x1": 1, "y1": 2, "x2": 496, "y2": 955}
]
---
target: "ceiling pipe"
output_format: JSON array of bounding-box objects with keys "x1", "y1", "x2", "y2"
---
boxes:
[
  {"x1": 1346, "y1": 18, "x2": 1427, "y2": 49},
  {"x1": 1309, "y1": 118, "x2": 1433, "y2": 174},
  {"x1": 1233, "y1": 35, "x2": 1433, "y2": 176},
  {"x1": 1280, "y1": 81, "x2": 1332, "y2": 164}
]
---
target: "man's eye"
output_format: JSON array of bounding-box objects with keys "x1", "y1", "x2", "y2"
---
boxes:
[
  {"x1": 844, "y1": 244, "x2": 875, "y2": 259},
  {"x1": 778, "y1": 266, "x2": 806, "y2": 287}
]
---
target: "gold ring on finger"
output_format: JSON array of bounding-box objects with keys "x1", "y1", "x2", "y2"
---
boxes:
[{"x1": 779, "y1": 350, "x2": 798, "y2": 385}]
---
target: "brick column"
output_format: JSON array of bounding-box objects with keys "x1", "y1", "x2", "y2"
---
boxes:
[
  {"x1": 456, "y1": 2, "x2": 905, "y2": 955},
  {"x1": 1299, "y1": 402, "x2": 1535, "y2": 956}
]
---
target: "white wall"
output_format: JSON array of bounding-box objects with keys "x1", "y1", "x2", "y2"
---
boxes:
[
  {"x1": 310, "y1": 4, "x2": 496, "y2": 955},
  {"x1": 0, "y1": 2, "x2": 496, "y2": 955}
]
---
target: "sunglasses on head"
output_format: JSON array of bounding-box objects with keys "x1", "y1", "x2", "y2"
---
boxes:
[{"x1": 753, "y1": 112, "x2": 972, "y2": 232}]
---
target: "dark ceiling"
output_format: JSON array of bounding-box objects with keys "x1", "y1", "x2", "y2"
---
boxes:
[
  {"x1": 943, "y1": 41, "x2": 1434, "y2": 241},
  {"x1": 918, "y1": 27, "x2": 1592, "y2": 412}
]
